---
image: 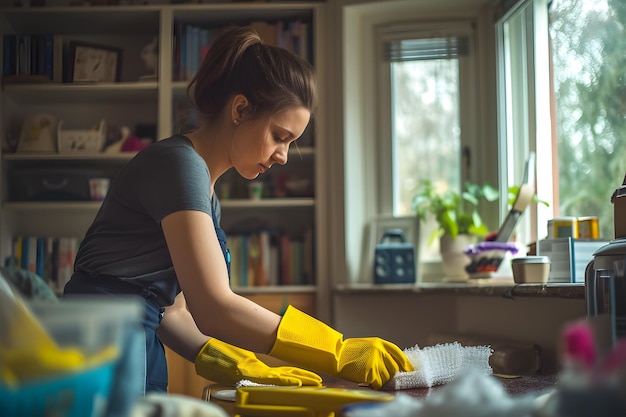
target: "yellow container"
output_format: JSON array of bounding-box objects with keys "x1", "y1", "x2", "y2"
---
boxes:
[
  {"x1": 547, "y1": 217, "x2": 578, "y2": 239},
  {"x1": 577, "y1": 216, "x2": 599, "y2": 239}
]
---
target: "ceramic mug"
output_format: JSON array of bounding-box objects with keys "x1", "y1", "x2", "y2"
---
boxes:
[{"x1": 89, "y1": 178, "x2": 110, "y2": 201}]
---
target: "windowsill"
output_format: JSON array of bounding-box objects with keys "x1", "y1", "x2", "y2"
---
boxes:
[{"x1": 333, "y1": 281, "x2": 585, "y2": 299}]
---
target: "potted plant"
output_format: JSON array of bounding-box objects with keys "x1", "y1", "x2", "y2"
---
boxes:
[
  {"x1": 412, "y1": 179, "x2": 499, "y2": 280},
  {"x1": 412, "y1": 179, "x2": 499, "y2": 242},
  {"x1": 412, "y1": 179, "x2": 549, "y2": 280}
]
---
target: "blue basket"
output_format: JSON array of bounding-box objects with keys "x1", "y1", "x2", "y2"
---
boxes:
[{"x1": 0, "y1": 361, "x2": 115, "y2": 417}]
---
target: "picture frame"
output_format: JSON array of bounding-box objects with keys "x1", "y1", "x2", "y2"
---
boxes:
[
  {"x1": 359, "y1": 215, "x2": 421, "y2": 283},
  {"x1": 69, "y1": 41, "x2": 122, "y2": 83},
  {"x1": 373, "y1": 215, "x2": 420, "y2": 247}
]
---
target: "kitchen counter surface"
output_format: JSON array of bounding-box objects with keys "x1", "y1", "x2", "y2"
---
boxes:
[
  {"x1": 334, "y1": 282, "x2": 585, "y2": 299},
  {"x1": 205, "y1": 374, "x2": 558, "y2": 416}
]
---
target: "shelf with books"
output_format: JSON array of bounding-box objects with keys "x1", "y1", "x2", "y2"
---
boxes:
[
  {"x1": 8, "y1": 234, "x2": 79, "y2": 295},
  {"x1": 227, "y1": 227, "x2": 315, "y2": 289},
  {"x1": 171, "y1": 13, "x2": 312, "y2": 82},
  {"x1": 0, "y1": 2, "x2": 327, "y2": 322}
]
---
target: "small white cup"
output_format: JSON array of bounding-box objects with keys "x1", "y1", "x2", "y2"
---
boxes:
[
  {"x1": 89, "y1": 178, "x2": 110, "y2": 201},
  {"x1": 511, "y1": 256, "x2": 551, "y2": 283}
]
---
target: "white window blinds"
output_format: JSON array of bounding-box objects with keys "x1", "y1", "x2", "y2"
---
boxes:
[{"x1": 383, "y1": 36, "x2": 470, "y2": 62}]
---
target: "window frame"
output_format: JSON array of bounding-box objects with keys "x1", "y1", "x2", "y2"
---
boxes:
[
  {"x1": 337, "y1": 1, "x2": 498, "y2": 286},
  {"x1": 375, "y1": 21, "x2": 481, "y2": 216},
  {"x1": 495, "y1": 0, "x2": 555, "y2": 246}
]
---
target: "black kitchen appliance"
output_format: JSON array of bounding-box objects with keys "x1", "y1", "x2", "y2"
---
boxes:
[{"x1": 585, "y1": 173, "x2": 626, "y2": 352}]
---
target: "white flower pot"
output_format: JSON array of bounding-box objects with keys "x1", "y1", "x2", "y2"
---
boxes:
[{"x1": 440, "y1": 234, "x2": 477, "y2": 281}]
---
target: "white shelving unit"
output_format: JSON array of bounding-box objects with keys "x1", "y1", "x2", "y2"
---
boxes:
[{"x1": 0, "y1": 3, "x2": 329, "y2": 317}]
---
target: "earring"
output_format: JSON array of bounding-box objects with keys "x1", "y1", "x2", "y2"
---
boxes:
[{"x1": 233, "y1": 119, "x2": 240, "y2": 126}]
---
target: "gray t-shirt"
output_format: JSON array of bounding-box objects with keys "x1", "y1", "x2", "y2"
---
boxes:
[{"x1": 73, "y1": 135, "x2": 220, "y2": 305}]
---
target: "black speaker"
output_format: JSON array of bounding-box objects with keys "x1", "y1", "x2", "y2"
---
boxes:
[{"x1": 374, "y1": 228, "x2": 416, "y2": 284}]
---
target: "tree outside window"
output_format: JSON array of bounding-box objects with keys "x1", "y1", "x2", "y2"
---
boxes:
[{"x1": 549, "y1": 0, "x2": 626, "y2": 239}]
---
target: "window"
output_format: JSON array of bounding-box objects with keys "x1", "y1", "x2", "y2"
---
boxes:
[
  {"x1": 496, "y1": 0, "x2": 626, "y2": 241},
  {"x1": 340, "y1": 1, "x2": 494, "y2": 285},
  {"x1": 376, "y1": 22, "x2": 479, "y2": 259}
]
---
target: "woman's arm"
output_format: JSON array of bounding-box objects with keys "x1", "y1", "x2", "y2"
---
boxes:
[
  {"x1": 159, "y1": 289, "x2": 324, "y2": 387},
  {"x1": 161, "y1": 209, "x2": 281, "y2": 354},
  {"x1": 157, "y1": 291, "x2": 207, "y2": 362},
  {"x1": 161, "y1": 209, "x2": 413, "y2": 389}
]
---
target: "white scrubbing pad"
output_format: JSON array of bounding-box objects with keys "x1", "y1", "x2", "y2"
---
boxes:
[
  {"x1": 235, "y1": 380, "x2": 273, "y2": 388},
  {"x1": 383, "y1": 342, "x2": 493, "y2": 390}
]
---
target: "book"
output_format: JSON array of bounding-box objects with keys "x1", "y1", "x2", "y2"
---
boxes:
[
  {"x1": 228, "y1": 235, "x2": 240, "y2": 287},
  {"x1": 53, "y1": 34, "x2": 64, "y2": 83},
  {"x1": 538, "y1": 238, "x2": 610, "y2": 283},
  {"x1": 279, "y1": 234, "x2": 291, "y2": 285},
  {"x1": 259, "y1": 230, "x2": 272, "y2": 286},
  {"x1": 56, "y1": 237, "x2": 77, "y2": 290},
  {"x1": 36, "y1": 237, "x2": 46, "y2": 278},
  {"x1": 12, "y1": 236, "x2": 23, "y2": 268},
  {"x1": 3, "y1": 34, "x2": 17, "y2": 76},
  {"x1": 20, "y1": 236, "x2": 30, "y2": 270},
  {"x1": 251, "y1": 21, "x2": 277, "y2": 46}
]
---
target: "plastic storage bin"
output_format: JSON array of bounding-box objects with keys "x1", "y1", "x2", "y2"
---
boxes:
[
  {"x1": 0, "y1": 296, "x2": 144, "y2": 417},
  {"x1": 9, "y1": 168, "x2": 107, "y2": 202},
  {"x1": 0, "y1": 361, "x2": 116, "y2": 417},
  {"x1": 28, "y1": 296, "x2": 143, "y2": 355}
]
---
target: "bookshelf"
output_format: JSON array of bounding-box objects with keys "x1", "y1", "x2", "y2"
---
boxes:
[{"x1": 0, "y1": 3, "x2": 328, "y2": 316}]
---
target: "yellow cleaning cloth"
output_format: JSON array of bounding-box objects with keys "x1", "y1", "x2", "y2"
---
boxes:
[{"x1": 0, "y1": 289, "x2": 117, "y2": 386}]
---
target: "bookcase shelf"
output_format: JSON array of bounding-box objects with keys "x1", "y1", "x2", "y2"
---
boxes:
[
  {"x1": 2, "y1": 152, "x2": 137, "y2": 162},
  {"x1": 2, "y1": 82, "x2": 158, "y2": 105},
  {"x1": 3, "y1": 201, "x2": 102, "y2": 211},
  {"x1": 234, "y1": 285, "x2": 317, "y2": 295},
  {"x1": 221, "y1": 198, "x2": 315, "y2": 209},
  {"x1": 0, "y1": 2, "x2": 327, "y2": 321},
  {"x1": 0, "y1": 6, "x2": 160, "y2": 35}
]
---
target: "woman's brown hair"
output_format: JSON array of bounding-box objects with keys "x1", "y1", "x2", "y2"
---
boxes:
[{"x1": 187, "y1": 25, "x2": 317, "y2": 124}]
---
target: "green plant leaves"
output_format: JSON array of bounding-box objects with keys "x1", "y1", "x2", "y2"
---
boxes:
[{"x1": 413, "y1": 179, "x2": 498, "y2": 239}]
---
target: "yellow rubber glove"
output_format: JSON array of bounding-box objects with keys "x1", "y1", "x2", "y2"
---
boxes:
[
  {"x1": 194, "y1": 338, "x2": 322, "y2": 387},
  {"x1": 269, "y1": 305, "x2": 414, "y2": 389}
]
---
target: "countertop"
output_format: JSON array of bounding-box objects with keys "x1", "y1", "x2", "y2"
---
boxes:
[
  {"x1": 334, "y1": 281, "x2": 585, "y2": 299},
  {"x1": 205, "y1": 374, "x2": 558, "y2": 416}
]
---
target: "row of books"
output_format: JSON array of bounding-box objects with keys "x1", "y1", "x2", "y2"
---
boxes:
[
  {"x1": 173, "y1": 19, "x2": 312, "y2": 82},
  {"x1": 10, "y1": 236, "x2": 79, "y2": 294},
  {"x1": 3, "y1": 19, "x2": 313, "y2": 83},
  {"x1": 2, "y1": 34, "x2": 64, "y2": 82},
  {"x1": 228, "y1": 229, "x2": 314, "y2": 288},
  {"x1": 9, "y1": 231, "x2": 314, "y2": 293}
]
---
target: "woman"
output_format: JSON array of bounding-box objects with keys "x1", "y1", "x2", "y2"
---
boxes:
[{"x1": 64, "y1": 25, "x2": 413, "y2": 394}]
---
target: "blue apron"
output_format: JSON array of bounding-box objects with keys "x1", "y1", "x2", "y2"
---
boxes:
[{"x1": 64, "y1": 207, "x2": 231, "y2": 394}]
